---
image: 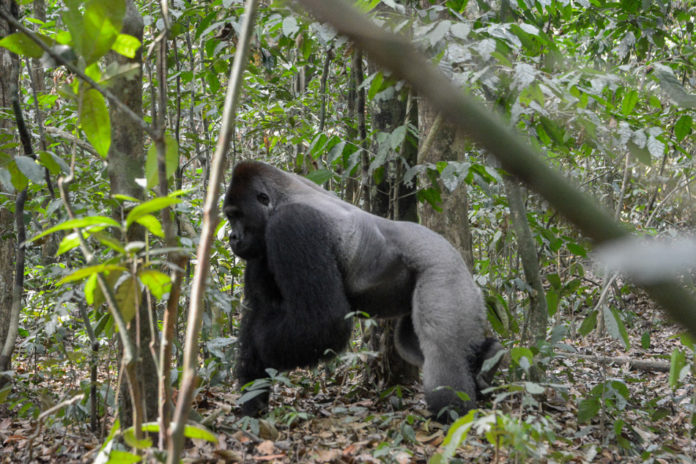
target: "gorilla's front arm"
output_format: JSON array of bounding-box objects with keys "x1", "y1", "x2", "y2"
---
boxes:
[{"x1": 236, "y1": 204, "x2": 353, "y2": 383}]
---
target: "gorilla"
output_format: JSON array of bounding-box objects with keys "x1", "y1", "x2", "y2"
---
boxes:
[{"x1": 223, "y1": 161, "x2": 502, "y2": 420}]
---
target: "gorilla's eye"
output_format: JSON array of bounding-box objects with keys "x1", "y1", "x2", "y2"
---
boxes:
[{"x1": 257, "y1": 192, "x2": 270, "y2": 206}]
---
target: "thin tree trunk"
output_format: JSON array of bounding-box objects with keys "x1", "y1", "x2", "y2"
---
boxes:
[
  {"x1": 504, "y1": 178, "x2": 547, "y2": 348},
  {"x1": 106, "y1": 0, "x2": 156, "y2": 428},
  {"x1": 418, "y1": 103, "x2": 474, "y2": 270},
  {"x1": 0, "y1": 0, "x2": 17, "y2": 384}
]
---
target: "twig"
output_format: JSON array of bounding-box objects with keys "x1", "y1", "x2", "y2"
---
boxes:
[
  {"x1": 166, "y1": 0, "x2": 259, "y2": 462},
  {"x1": 557, "y1": 352, "x2": 669, "y2": 372}
]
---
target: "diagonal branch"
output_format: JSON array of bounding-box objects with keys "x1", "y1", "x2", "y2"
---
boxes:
[{"x1": 291, "y1": 0, "x2": 696, "y2": 337}]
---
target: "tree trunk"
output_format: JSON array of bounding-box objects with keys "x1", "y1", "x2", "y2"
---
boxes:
[
  {"x1": 0, "y1": 0, "x2": 16, "y2": 380},
  {"x1": 365, "y1": 71, "x2": 419, "y2": 387},
  {"x1": 106, "y1": 0, "x2": 158, "y2": 426},
  {"x1": 504, "y1": 178, "x2": 547, "y2": 350},
  {"x1": 417, "y1": 102, "x2": 474, "y2": 270},
  {"x1": 0, "y1": 0, "x2": 23, "y2": 381}
]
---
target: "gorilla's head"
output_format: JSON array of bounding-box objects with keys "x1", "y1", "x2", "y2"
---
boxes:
[{"x1": 223, "y1": 163, "x2": 277, "y2": 260}]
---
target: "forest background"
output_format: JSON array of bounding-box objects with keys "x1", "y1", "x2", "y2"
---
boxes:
[{"x1": 1, "y1": 0, "x2": 696, "y2": 462}]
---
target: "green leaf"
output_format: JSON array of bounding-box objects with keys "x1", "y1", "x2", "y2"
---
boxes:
[
  {"x1": 58, "y1": 264, "x2": 127, "y2": 284},
  {"x1": 0, "y1": 32, "x2": 46, "y2": 58},
  {"x1": 38, "y1": 151, "x2": 69, "y2": 175},
  {"x1": 30, "y1": 216, "x2": 120, "y2": 243},
  {"x1": 15, "y1": 156, "x2": 44, "y2": 183},
  {"x1": 138, "y1": 269, "x2": 171, "y2": 300},
  {"x1": 282, "y1": 16, "x2": 299, "y2": 37},
  {"x1": 524, "y1": 382, "x2": 545, "y2": 394},
  {"x1": 79, "y1": 88, "x2": 111, "y2": 157},
  {"x1": 85, "y1": 273, "x2": 98, "y2": 305},
  {"x1": 305, "y1": 169, "x2": 332, "y2": 185},
  {"x1": 545, "y1": 289, "x2": 559, "y2": 317},
  {"x1": 641, "y1": 331, "x2": 651, "y2": 349},
  {"x1": 183, "y1": 423, "x2": 218, "y2": 442},
  {"x1": 437, "y1": 409, "x2": 476, "y2": 462},
  {"x1": 92, "y1": 231, "x2": 126, "y2": 254},
  {"x1": 8, "y1": 160, "x2": 27, "y2": 191},
  {"x1": 56, "y1": 232, "x2": 81, "y2": 256},
  {"x1": 578, "y1": 397, "x2": 600, "y2": 423},
  {"x1": 578, "y1": 310, "x2": 598, "y2": 336},
  {"x1": 115, "y1": 273, "x2": 138, "y2": 324},
  {"x1": 621, "y1": 89, "x2": 639, "y2": 116},
  {"x1": 111, "y1": 33, "x2": 141, "y2": 58},
  {"x1": 510, "y1": 347, "x2": 534, "y2": 366},
  {"x1": 104, "y1": 450, "x2": 141, "y2": 463},
  {"x1": 145, "y1": 134, "x2": 179, "y2": 189},
  {"x1": 82, "y1": 0, "x2": 126, "y2": 64},
  {"x1": 135, "y1": 214, "x2": 164, "y2": 238},
  {"x1": 566, "y1": 242, "x2": 587, "y2": 257},
  {"x1": 123, "y1": 427, "x2": 152, "y2": 449},
  {"x1": 669, "y1": 349, "x2": 686, "y2": 389},
  {"x1": 126, "y1": 197, "x2": 181, "y2": 229},
  {"x1": 675, "y1": 115, "x2": 692, "y2": 142},
  {"x1": 604, "y1": 306, "x2": 630, "y2": 349}
]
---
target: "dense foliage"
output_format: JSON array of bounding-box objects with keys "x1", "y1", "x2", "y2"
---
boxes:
[{"x1": 1, "y1": 0, "x2": 695, "y2": 462}]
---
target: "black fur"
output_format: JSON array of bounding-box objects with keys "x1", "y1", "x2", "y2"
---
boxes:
[{"x1": 224, "y1": 161, "x2": 503, "y2": 420}]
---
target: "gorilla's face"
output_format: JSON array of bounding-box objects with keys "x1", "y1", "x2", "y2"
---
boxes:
[{"x1": 223, "y1": 178, "x2": 272, "y2": 260}]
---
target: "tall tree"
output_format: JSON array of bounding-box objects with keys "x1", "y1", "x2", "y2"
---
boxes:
[
  {"x1": 106, "y1": 0, "x2": 158, "y2": 425},
  {"x1": 0, "y1": 0, "x2": 16, "y2": 384}
]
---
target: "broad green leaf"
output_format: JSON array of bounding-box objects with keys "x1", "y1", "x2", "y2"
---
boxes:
[
  {"x1": 15, "y1": 156, "x2": 44, "y2": 183},
  {"x1": 675, "y1": 115, "x2": 692, "y2": 142},
  {"x1": 669, "y1": 349, "x2": 686, "y2": 389},
  {"x1": 577, "y1": 397, "x2": 600, "y2": 423},
  {"x1": 138, "y1": 269, "x2": 171, "y2": 299},
  {"x1": 31, "y1": 216, "x2": 120, "y2": 242},
  {"x1": 641, "y1": 331, "x2": 651, "y2": 349},
  {"x1": 578, "y1": 310, "x2": 598, "y2": 336},
  {"x1": 135, "y1": 214, "x2": 164, "y2": 238},
  {"x1": 123, "y1": 427, "x2": 152, "y2": 449},
  {"x1": 38, "y1": 151, "x2": 69, "y2": 175},
  {"x1": 111, "y1": 33, "x2": 141, "y2": 58},
  {"x1": 104, "y1": 450, "x2": 141, "y2": 463},
  {"x1": 56, "y1": 232, "x2": 81, "y2": 256},
  {"x1": 510, "y1": 346, "x2": 534, "y2": 366},
  {"x1": 437, "y1": 409, "x2": 476, "y2": 462},
  {"x1": 79, "y1": 88, "x2": 111, "y2": 157},
  {"x1": 183, "y1": 423, "x2": 218, "y2": 442},
  {"x1": 92, "y1": 231, "x2": 126, "y2": 254},
  {"x1": 145, "y1": 134, "x2": 179, "y2": 189},
  {"x1": 306, "y1": 169, "x2": 332, "y2": 185},
  {"x1": 58, "y1": 264, "x2": 127, "y2": 284},
  {"x1": 125, "y1": 197, "x2": 181, "y2": 228},
  {"x1": 85, "y1": 273, "x2": 98, "y2": 305},
  {"x1": 545, "y1": 289, "x2": 559, "y2": 317},
  {"x1": 115, "y1": 273, "x2": 138, "y2": 324},
  {"x1": 82, "y1": 0, "x2": 126, "y2": 64},
  {"x1": 566, "y1": 242, "x2": 587, "y2": 257},
  {"x1": 524, "y1": 382, "x2": 545, "y2": 394},
  {"x1": 282, "y1": 16, "x2": 299, "y2": 37},
  {"x1": 8, "y1": 160, "x2": 27, "y2": 191},
  {"x1": 0, "y1": 32, "x2": 46, "y2": 58},
  {"x1": 604, "y1": 306, "x2": 630, "y2": 349},
  {"x1": 621, "y1": 89, "x2": 639, "y2": 115}
]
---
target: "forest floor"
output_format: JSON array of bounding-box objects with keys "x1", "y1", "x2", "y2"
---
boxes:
[{"x1": 0, "y1": 294, "x2": 694, "y2": 463}]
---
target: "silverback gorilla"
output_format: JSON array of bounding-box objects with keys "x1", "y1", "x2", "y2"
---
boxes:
[{"x1": 223, "y1": 161, "x2": 502, "y2": 420}]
